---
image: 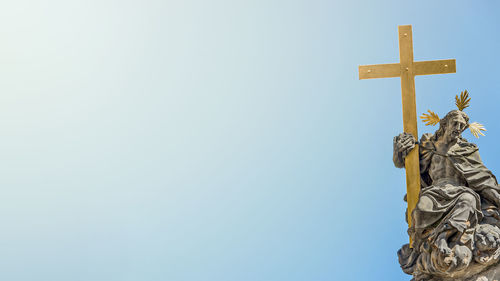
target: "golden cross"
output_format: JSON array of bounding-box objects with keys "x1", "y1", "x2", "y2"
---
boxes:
[{"x1": 358, "y1": 25, "x2": 456, "y2": 245}]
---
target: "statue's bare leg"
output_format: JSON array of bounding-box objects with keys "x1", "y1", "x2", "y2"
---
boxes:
[{"x1": 436, "y1": 229, "x2": 453, "y2": 256}]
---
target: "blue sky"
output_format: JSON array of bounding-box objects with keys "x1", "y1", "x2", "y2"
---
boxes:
[{"x1": 1, "y1": 0, "x2": 500, "y2": 280}]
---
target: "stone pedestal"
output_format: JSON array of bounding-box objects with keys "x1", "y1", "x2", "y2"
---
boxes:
[
  {"x1": 430, "y1": 264, "x2": 500, "y2": 281},
  {"x1": 463, "y1": 264, "x2": 500, "y2": 281}
]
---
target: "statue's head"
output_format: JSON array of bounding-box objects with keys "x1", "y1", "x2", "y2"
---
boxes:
[
  {"x1": 422, "y1": 90, "x2": 486, "y2": 139},
  {"x1": 435, "y1": 110, "x2": 469, "y2": 140}
]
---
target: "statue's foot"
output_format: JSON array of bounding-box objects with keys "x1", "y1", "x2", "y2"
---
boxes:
[{"x1": 437, "y1": 237, "x2": 453, "y2": 256}]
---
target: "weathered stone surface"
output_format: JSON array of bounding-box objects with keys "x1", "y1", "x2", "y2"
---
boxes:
[
  {"x1": 451, "y1": 262, "x2": 500, "y2": 281},
  {"x1": 394, "y1": 110, "x2": 500, "y2": 281}
]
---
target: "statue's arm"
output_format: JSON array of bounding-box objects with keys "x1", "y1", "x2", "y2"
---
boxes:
[{"x1": 393, "y1": 132, "x2": 416, "y2": 168}]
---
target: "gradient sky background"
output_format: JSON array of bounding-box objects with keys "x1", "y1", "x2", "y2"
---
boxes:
[{"x1": 1, "y1": 1, "x2": 500, "y2": 280}]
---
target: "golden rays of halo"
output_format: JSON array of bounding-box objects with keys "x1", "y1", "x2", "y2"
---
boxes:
[
  {"x1": 420, "y1": 110, "x2": 440, "y2": 126},
  {"x1": 420, "y1": 91, "x2": 486, "y2": 138},
  {"x1": 455, "y1": 90, "x2": 471, "y2": 111},
  {"x1": 469, "y1": 122, "x2": 486, "y2": 138}
]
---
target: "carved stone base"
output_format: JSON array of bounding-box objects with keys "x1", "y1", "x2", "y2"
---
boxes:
[
  {"x1": 414, "y1": 263, "x2": 500, "y2": 281},
  {"x1": 452, "y1": 263, "x2": 500, "y2": 281},
  {"x1": 400, "y1": 224, "x2": 500, "y2": 281}
]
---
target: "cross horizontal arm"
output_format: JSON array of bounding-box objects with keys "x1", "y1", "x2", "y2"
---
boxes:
[
  {"x1": 414, "y1": 59, "x2": 456, "y2": 76},
  {"x1": 359, "y1": 63, "x2": 400, "y2": 80}
]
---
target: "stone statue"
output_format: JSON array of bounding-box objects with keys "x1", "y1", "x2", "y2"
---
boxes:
[{"x1": 394, "y1": 92, "x2": 500, "y2": 281}]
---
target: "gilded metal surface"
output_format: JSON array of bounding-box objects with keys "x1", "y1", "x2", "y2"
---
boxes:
[
  {"x1": 414, "y1": 59, "x2": 456, "y2": 76},
  {"x1": 358, "y1": 63, "x2": 400, "y2": 79},
  {"x1": 420, "y1": 110, "x2": 440, "y2": 126},
  {"x1": 456, "y1": 90, "x2": 471, "y2": 111},
  {"x1": 469, "y1": 122, "x2": 486, "y2": 138}
]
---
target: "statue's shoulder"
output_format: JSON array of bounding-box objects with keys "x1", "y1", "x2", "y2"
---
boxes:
[
  {"x1": 420, "y1": 133, "x2": 433, "y2": 143},
  {"x1": 419, "y1": 133, "x2": 434, "y2": 147},
  {"x1": 419, "y1": 133, "x2": 436, "y2": 153},
  {"x1": 450, "y1": 137, "x2": 479, "y2": 156},
  {"x1": 458, "y1": 137, "x2": 478, "y2": 149}
]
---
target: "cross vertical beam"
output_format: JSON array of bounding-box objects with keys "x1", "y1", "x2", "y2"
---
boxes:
[
  {"x1": 358, "y1": 25, "x2": 456, "y2": 246},
  {"x1": 398, "y1": 26, "x2": 421, "y2": 243}
]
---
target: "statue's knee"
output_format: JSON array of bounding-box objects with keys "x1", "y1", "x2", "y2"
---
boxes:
[
  {"x1": 417, "y1": 196, "x2": 433, "y2": 209},
  {"x1": 459, "y1": 193, "x2": 476, "y2": 207}
]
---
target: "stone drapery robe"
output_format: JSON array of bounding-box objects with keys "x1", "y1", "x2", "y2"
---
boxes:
[{"x1": 399, "y1": 133, "x2": 500, "y2": 277}]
